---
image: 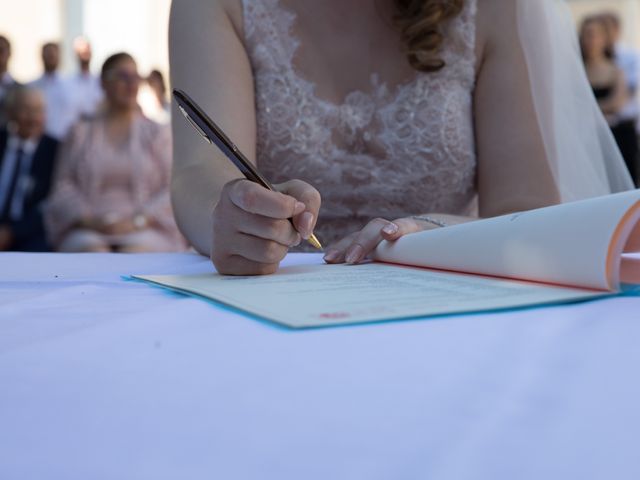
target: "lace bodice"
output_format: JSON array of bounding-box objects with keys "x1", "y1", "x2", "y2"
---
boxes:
[{"x1": 242, "y1": 0, "x2": 478, "y2": 246}]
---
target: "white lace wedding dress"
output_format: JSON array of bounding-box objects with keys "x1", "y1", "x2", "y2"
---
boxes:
[{"x1": 242, "y1": 0, "x2": 479, "y2": 246}]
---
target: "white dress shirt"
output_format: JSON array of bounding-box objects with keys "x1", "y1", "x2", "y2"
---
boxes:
[
  {"x1": 615, "y1": 43, "x2": 640, "y2": 122},
  {"x1": 0, "y1": 72, "x2": 16, "y2": 101},
  {"x1": 30, "y1": 73, "x2": 79, "y2": 140},
  {"x1": 0, "y1": 132, "x2": 38, "y2": 221},
  {"x1": 0, "y1": 72, "x2": 17, "y2": 125},
  {"x1": 66, "y1": 71, "x2": 104, "y2": 118}
]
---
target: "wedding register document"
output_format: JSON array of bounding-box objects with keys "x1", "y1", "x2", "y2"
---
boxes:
[{"x1": 135, "y1": 190, "x2": 640, "y2": 328}]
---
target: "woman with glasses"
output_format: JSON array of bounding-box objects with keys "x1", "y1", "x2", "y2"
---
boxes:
[{"x1": 45, "y1": 52, "x2": 186, "y2": 252}]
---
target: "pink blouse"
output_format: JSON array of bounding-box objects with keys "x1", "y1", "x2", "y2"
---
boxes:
[{"x1": 45, "y1": 114, "x2": 186, "y2": 249}]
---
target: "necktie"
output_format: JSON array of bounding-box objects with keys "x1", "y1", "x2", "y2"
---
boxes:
[
  {"x1": 0, "y1": 145, "x2": 24, "y2": 221},
  {"x1": 9, "y1": 144, "x2": 33, "y2": 221}
]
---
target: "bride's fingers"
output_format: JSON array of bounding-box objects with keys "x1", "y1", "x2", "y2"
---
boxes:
[
  {"x1": 342, "y1": 217, "x2": 436, "y2": 264},
  {"x1": 323, "y1": 233, "x2": 358, "y2": 264},
  {"x1": 343, "y1": 218, "x2": 393, "y2": 264},
  {"x1": 323, "y1": 217, "x2": 439, "y2": 265},
  {"x1": 380, "y1": 217, "x2": 434, "y2": 241}
]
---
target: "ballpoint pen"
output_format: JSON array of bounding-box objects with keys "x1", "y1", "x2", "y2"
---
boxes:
[{"x1": 173, "y1": 88, "x2": 323, "y2": 250}]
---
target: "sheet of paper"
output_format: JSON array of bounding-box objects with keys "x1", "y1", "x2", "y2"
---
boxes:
[
  {"x1": 375, "y1": 190, "x2": 640, "y2": 291},
  {"x1": 134, "y1": 263, "x2": 609, "y2": 328}
]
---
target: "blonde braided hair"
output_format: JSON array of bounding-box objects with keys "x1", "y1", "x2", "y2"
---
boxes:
[{"x1": 393, "y1": 0, "x2": 465, "y2": 72}]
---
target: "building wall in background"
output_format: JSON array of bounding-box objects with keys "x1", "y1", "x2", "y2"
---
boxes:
[
  {"x1": 0, "y1": 0, "x2": 170, "y2": 83},
  {"x1": 0, "y1": 0, "x2": 63, "y2": 82},
  {"x1": 0, "y1": 0, "x2": 638, "y2": 84},
  {"x1": 82, "y1": 0, "x2": 171, "y2": 79}
]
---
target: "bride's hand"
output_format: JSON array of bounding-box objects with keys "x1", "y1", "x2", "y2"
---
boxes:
[
  {"x1": 323, "y1": 217, "x2": 440, "y2": 265},
  {"x1": 211, "y1": 178, "x2": 321, "y2": 275}
]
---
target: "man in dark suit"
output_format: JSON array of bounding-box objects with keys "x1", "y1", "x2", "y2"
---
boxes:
[
  {"x1": 0, "y1": 35, "x2": 20, "y2": 128},
  {"x1": 0, "y1": 86, "x2": 58, "y2": 251}
]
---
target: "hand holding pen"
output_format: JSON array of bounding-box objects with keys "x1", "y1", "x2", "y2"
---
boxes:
[
  {"x1": 212, "y1": 178, "x2": 321, "y2": 275},
  {"x1": 173, "y1": 89, "x2": 322, "y2": 275}
]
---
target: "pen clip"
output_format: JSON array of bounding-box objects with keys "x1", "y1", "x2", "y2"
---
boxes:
[{"x1": 178, "y1": 105, "x2": 212, "y2": 144}]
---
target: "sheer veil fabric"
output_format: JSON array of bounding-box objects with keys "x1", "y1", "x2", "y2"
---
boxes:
[{"x1": 518, "y1": 0, "x2": 634, "y2": 201}]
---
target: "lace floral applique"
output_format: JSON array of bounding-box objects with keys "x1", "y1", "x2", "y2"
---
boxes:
[{"x1": 242, "y1": 0, "x2": 478, "y2": 246}]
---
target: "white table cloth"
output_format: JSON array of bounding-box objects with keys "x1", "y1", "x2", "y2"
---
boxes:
[{"x1": 1, "y1": 252, "x2": 639, "y2": 479}]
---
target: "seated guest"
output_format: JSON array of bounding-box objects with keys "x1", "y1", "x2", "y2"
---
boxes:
[
  {"x1": 600, "y1": 11, "x2": 640, "y2": 186},
  {"x1": 138, "y1": 69, "x2": 170, "y2": 125},
  {"x1": 0, "y1": 86, "x2": 58, "y2": 251},
  {"x1": 148, "y1": 70, "x2": 170, "y2": 114},
  {"x1": 30, "y1": 42, "x2": 79, "y2": 140},
  {"x1": 45, "y1": 52, "x2": 186, "y2": 253},
  {"x1": 67, "y1": 36, "x2": 103, "y2": 120},
  {"x1": 580, "y1": 15, "x2": 637, "y2": 183},
  {"x1": 0, "y1": 35, "x2": 20, "y2": 128}
]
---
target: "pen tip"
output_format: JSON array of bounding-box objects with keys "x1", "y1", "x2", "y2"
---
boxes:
[{"x1": 308, "y1": 234, "x2": 323, "y2": 250}]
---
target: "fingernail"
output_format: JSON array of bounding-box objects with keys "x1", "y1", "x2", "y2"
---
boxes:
[
  {"x1": 291, "y1": 234, "x2": 302, "y2": 247},
  {"x1": 300, "y1": 212, "x2": 314, "y2": 239},
  {"x1": 294, "y1": 201, "x2": 306, "y2": 215},
  {"x1": 382, "y1": 223, "x2": 399, "y2": 235},
  {"x1": 323, "y1": 250, "x2": 339, "y2": 262},
  {"x1": 345, "y1": 244, "x2": 364, "y2": 264}
]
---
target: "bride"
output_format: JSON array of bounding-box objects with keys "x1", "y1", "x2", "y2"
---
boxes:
[{"x1": 169, "y1": 0, "x2": 633, "y2": 275}]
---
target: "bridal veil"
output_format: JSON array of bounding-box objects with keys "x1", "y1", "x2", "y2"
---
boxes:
[{"x1": 516, "y1": 0, "x2": 634, "y2": 201}]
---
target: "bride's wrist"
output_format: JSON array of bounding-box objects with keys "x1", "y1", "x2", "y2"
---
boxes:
[
  {"x1": 411, "y1": 215, "x2": 448, "y2": 228},
  {"x1": 411, "y1": 214, "x2": 477, "y2": 228}
]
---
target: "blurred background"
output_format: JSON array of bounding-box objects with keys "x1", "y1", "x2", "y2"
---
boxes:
[
  {"x1": 0, "y1": 0, "x2": 637, "y2": 84},
  {"x1": 0, "y1": 0, "x2": 171, "y2": 82},
  {"x1": 571, "y1": 0, "x2": 640, "y2": 44}
]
